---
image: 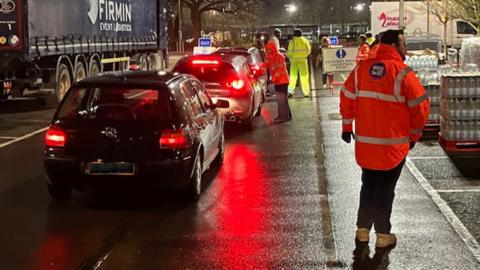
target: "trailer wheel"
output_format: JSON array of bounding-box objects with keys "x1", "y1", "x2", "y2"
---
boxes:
[
  {"x1": 74, "y1": 62, "x2": 87, "y2": 82},
  {"x1": 89, "y1": 60, "x2": 100, "y2": 76},
  {"x1": 56, "y1": 63, "x2": 72, "y2": 102}
]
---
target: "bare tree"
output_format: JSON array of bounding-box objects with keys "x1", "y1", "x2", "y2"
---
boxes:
[
  {"x1": 453, "y1": 0, "x2": 480, "y2": 30},
  {"x1": 424, "y1": 0, "x2": 461, "y2": 53},
  {"x1": 182, "y1": 0, "x2": 265, "y2": 38}
]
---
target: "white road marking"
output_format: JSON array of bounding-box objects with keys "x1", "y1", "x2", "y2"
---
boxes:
[
  {"x1": 93, "y1": 251, "x2": 111, "y2": 270},
  {"x1": 0, "y1": 126, "x2": 49, "y2": 150},
  {"x1": 437, "y1": 189, "x2": 480, "y2": 193},
  {"x1": 406, "y1": 158, "x2": 480, "y2": 263},
  {"x1": 0, "y1": 136, "x2": 18, "y2": 140},
  {"x1": 409, "y1": 156, "x2": 449, "y2": 160}
]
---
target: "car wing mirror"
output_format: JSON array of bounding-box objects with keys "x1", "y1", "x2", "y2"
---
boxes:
[{"x1": 214, "y1": 99, "x2": 230, "y2": 109}]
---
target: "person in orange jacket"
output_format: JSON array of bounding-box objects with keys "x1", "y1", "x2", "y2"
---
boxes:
[
  {"x1": 356, "y1": 34, "x2": 370, "y2": 65},
  {"x1": 266, "y1": 39, "x2": 291, "y2": 122},
  {"x1": 340, "y1": 30, "x2": 430, "y2": 248}
]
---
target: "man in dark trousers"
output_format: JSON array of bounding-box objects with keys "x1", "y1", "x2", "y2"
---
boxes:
[{"x1": 340, "y1": 30, "x2": 430, "y2": 248}]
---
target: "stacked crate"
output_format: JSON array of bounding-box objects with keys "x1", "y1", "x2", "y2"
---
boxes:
[{"x1": 439, "y1": 73, "x2": 480, "y2": 152}]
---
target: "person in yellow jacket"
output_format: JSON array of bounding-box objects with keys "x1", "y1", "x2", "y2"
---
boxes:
[{"x1": 287, "y1": 29, "x2": 311, "y2": 97}]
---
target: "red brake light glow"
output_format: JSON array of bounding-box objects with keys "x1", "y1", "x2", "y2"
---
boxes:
[
  {"x1": 226, "y1": 79, "x2": 245, "y2": 90},
  {"x1": 45, "y1": 127, "x2": 67, "y2": 147},
  {"x1": 159, "y1": 129, "x2": 188, "y2": 149},
  {"x1": 191, "y1": 59, "x2": 220, "y2": 66}
]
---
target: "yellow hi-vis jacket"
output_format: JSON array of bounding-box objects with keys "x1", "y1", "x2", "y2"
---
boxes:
[{"x1": 287, "y1": 37, "x2": 311, "y2": 59}]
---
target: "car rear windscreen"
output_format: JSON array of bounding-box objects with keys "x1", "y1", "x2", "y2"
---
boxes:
[
  {"x1": 57, "y1": 87, "x2": 171, "y2": 122},
  {"x1": 174, "y1": 62, "x2": 238, "y2": 83}
]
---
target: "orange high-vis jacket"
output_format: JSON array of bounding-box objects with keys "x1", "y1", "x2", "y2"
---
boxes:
[
  {"x1": 265, "y1": 40, "x2": 289, "y2": 85},
  {"x1": 340, "y1": 44, "x2": 430, "y2": 170},
  {"x1": 356, "y1": 43, "x2": 370, "y2": 65}
]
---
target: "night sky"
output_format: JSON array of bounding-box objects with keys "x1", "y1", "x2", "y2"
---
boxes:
[{"x1": 263, "y1": 0, "x2": 363, "y2": 24}]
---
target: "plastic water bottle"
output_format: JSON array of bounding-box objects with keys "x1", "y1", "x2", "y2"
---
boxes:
[
  {"x1": 475, "y1": 99, "x2": 480, "y2": 118},
  {"x1": 461, "y1": 76, "x2": 468, "y2": 97},
  {"x1": 475, "y1": 121, "x2": 480, "y2": 140},
  {"x1": 460, "y1": 121, "x2": 468, "y2": 141},
  {"x1": 454, "y1": 121, "x2": 462, "y2": 140},
  {"x1": 468, "y1": 121, "x2": 476, "y2": 140},
  {"x1": 455, "y1": 76, "x2": 462, "y2": 97},
  {"x1": 469, "y1": 76, "x2": 476, "y2": 97}
]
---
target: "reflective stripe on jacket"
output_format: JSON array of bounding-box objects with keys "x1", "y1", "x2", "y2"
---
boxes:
[
  {"x1": 340, "y1": 44, "x2": 430, "y2": 170},
  {"x1": 356, "y1": 43, "x2": 370, "y2": 64},
  {"x1": 287, "y1": 37, "x2": 311, "y2": 59},
  {"x1": 266, "y1": 40, "x2": 289, "y2": 85}
]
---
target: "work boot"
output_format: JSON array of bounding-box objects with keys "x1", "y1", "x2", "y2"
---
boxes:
[
  {"x1": 376, "y1": 233, "x2": 397, "y2": 248},
  {"x1": 356, "y1": 228, "x2": 370, "y2": 242}
]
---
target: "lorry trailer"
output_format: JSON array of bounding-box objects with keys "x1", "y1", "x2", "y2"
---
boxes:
[
  {"x1": 0, "y1": 0, "x2": 168, "y2": 104},
  {"x1": 371, "y1": 1, "x2": 477, "y2": 48}
]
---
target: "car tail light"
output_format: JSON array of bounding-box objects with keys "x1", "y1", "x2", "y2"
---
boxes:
[
  {"x1": 225, "y1": 79, "x2": 245, "y2": 90},
  {"x1": 159, "y1": 129, "x2": 188, "y2": 149},
  {"x1": 45, "y1": 126, "x2": 67, "y2": 148},
  {"x1": 130, "y1": 64, "x2": 141, "y2": 70}
]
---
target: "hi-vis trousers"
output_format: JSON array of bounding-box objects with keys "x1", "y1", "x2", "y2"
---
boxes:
[{"x1": 288, "y1": 58, "x2": 310, "y2": 96}]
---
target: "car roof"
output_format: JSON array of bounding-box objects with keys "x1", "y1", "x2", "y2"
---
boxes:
[
  {"x1": 75, "y1": 71, "x2": 181, "y2": 89},
  {"x1": 215, "y1": 48, "x2": 250, "y2": 56}
]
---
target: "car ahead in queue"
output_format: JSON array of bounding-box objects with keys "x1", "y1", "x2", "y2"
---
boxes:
[
  {"x1": 44, "y1": 71, "x2": 229, "y2": 201},
  {"x1": 213, "y1": 47, "x2": 269, "y2": 102},
  {"x1": 173, "y1": 54, "x2": 262, "y2": 130}
]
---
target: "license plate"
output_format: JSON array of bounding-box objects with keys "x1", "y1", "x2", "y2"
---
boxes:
[{"x1": 85, "y1": 162, "x2": 136, "y2": 176}]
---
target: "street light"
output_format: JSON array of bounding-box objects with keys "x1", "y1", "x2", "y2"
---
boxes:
[
  {"x1": 354, "y1": 3, "x2": 365, "y2": 11},
  {"x1": 285, "y1": 3, "x2": 297, "y2": 23}
]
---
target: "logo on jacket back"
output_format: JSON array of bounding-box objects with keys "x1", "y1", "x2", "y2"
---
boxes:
[
  {"x1": 370, "y1": 63, "x2": 386, "y2": 78},
  {"x1": 87, "y1": 0, "x2": 132, "y2": 32}
]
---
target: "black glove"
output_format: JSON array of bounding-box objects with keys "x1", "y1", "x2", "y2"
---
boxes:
[
  {"x1": 342, "y1": 132, "x2": 354, "y2": 144},
  {"x1": 410, "y1": 141, "x2": 416, "y2": 150}
]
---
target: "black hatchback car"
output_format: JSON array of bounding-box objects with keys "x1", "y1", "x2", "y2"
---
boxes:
[{"x1": 44, "y1": 71, "x2": 228, "y2": 201}]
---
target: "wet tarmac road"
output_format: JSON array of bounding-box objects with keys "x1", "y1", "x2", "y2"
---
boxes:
[
  {"x1": 0, "y1": 95, "x2": 333, "y2": 269},
  {"x1": 1, "y1": 66, "x2": 480, "y2": 269}
]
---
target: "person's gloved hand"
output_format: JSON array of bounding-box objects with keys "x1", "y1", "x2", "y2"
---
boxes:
[
  {"x1": 410, "y1": 141, "x2": 416, "y2": 150},
  {"x1": 342, "y1": 132, "x2": 354, "y2": 143}
]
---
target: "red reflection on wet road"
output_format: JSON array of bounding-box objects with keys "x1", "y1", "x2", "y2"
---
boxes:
[
  {"x1": 36, "y1": 234, "x2": 70, "y2": 270},
  {"x1": 261, "y1": 104, "x2": 273, "y2": 123},
  {"x1": 212, "y1": 143, "x2": 271, "y2": 266}
]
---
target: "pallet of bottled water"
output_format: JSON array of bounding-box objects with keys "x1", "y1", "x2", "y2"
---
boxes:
[
  {"x1": 440, "y1": 74, "x2": 480, "y2": 98},
  {"x1": 406, "y1": 55, "x2": 440, "y2": 85},
  {"x1": 425, "y1": 84, "x2": 440, "y2": 105},
  {"x1": 439, "y1": 73, "x2": 480, "y2": 152},
  {"x1": 440, "y1": 98, "x2": 480, "y2": 119},
  {"x1": 428, "y1": 106, "x2": 440, "y2": 122},
  {"x1": 440, "y1": 118, "x2": 480, "y2": 141}
]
